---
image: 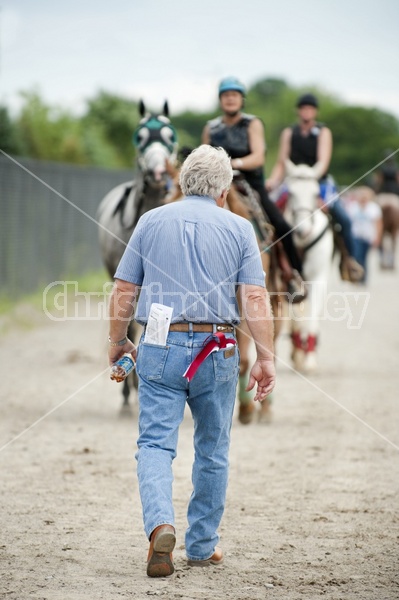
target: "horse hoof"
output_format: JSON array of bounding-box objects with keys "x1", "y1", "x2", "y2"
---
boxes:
[
  {"x1": 119, "y1": 404, "x2": 134, "y2": 418},
  {"x1": 238, "y1": 402, "x2": 255, "y2": 425},
  {"x1": 292, "y1": 349, "x2": 305, "y2": 372},
  {"x1": 258, "y1": 400, "x2": 272, "y2": 424},
  {"x1": 303, "y1": 353, "x2": 318, "y2": 374}
]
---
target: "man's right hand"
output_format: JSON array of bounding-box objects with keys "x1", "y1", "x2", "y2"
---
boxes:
[
  {"x1": 108, "y1": 339, "x2": 136, "y2": 366},
  {"x1": 246, "y1": 359, "x2": 276, "y2": 402}
]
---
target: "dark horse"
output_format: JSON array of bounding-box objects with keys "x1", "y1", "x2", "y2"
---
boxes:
[
  {"x1": 97, "y1": 101, "x2": 178, "y2": 408},
  {"x1": 225, "y1": 175, "x2": 286, "y2": 425}
]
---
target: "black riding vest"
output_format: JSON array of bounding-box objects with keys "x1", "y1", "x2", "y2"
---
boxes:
[
  {"x1": 208, "y1": 114, "x2": 265, "y2": 184},
  {"x1": 379, "y1": 164, "x2": 399, "y2": 195},
  {"x1": 290, "y1": 123, "x2": 325, "y2": 169}
]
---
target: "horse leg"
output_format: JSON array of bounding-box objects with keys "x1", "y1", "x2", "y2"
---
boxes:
[
  {"x1": 289, "y1": 278, "x2": 324, "y2": 373},
  {"x1": 388, "y1": 221, "x2": 398, "y2": 269},
  {"x1": 236, "y1": 319, "x2": 256, "y2": 424},
  {"x1": 257, "y1": 290, "x2": 284, "y2": 424},
  {"x1": 120, "y1": 320, "x2": 139, "y2": 412},
  {"x1": 392, "y1": 226, "x2": 398, "y2": 268},
  {"x1": 290, "y1": 300, "x2": 306, "y2": 372},
  {"x1": 122, "y1": 378, "x2": 130, "y2": 407},
  {"x1": 301, "y1": 276, "x2": 326, "y2": 374}
]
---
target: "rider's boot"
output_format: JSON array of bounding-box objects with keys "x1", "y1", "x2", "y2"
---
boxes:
[
  {"x1": 286, "y1": 270, "x2": 307, "y2": 304},
  {"x1": 276, "y1": 241, "x2": 307, "y2": 303},
  {"x1": 340, "y1": 255, "x2": 364, "y2": 283}
]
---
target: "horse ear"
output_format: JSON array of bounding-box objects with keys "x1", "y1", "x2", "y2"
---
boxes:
[
  {"x1": 139, "y1": 100, "x2": 146, "y2": 117},
  {"x1": 162, "y1": 101, "x2": 169, "y2": 118}
]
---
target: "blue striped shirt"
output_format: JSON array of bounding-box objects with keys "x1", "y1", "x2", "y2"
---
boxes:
[{"x1": 114, "y1": 195, "x2": 265, "y2": 325}]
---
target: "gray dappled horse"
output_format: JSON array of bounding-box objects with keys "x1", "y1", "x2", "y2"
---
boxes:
[{"x1": 97, "y1": 101, "x2": 178, "y2": 407}]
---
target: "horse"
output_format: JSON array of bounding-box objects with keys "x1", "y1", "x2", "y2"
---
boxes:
[
  {"x1": 97, "y1": 100, "x2": 178, "y2": 408},
  {"x1": 376, "y1": 193, "x2": 399, "y2": 269},
  {"x1": 283, "y1": 160, "x2": 334, "y2": 373},
  {"x1": 226, "y1": 176, "x2": 285, "y2": 424}
]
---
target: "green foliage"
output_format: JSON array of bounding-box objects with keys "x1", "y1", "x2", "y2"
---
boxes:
[
  {"x1": 16, "y1": 91, "x2": 85, "y2": 162},
  {"x1": 83, "y1": 91, "x2": 138, "y2": 167},
  {"x1": 0, "y1": 105, "x2": 23, "y2": 154},
  {"x1": 3, "y1": 80, "x2": 399, "y2": 184},
  {"x1": 327, "y1": 106, "x2": 399, "y2": 184},
  {"x1": 173, "y1": 109, "x2": 218, "y2": 151}
]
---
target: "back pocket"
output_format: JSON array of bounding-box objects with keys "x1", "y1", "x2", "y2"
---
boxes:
[
  {"x1": 136, "y1": 343, "x2": 169, "y2": 380},
  {"x1": 212, "y1": 346, "x2": 239, "y2": 381}
]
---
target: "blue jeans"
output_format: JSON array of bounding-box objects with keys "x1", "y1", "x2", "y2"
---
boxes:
[
  {"x1": 135, "y1": 329, "x2": 239, "y2": 561},
  {"x1": 329, "y1": 199, "x2": 355, "y2": 257},
  {"x1": 319, "y1": 177, "x2": 355, "y2": 257},
  {"x1": 353, "y1": 238, "x2": 370, "y2": 282}
]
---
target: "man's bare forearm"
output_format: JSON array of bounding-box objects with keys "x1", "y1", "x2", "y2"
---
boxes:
[{"x1": 241, "y1": 285, "x2": 274, "y2": 360}]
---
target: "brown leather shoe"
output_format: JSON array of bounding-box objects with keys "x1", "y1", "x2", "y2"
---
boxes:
[
  {"x1": 187, "y1": 546, "x2": 224, "y2": 567},
  {"x1": 147, "y1": 525, "x2": 176, "y2": 578}
]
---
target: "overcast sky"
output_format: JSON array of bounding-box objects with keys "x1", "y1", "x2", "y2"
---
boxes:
[{"x1": 1, "y1": 0, "x2": 399, "y2": 119}]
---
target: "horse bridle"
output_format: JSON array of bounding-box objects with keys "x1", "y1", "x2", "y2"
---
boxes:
[
  {"x1": 133, "y1": 115, "x2": 177, "y2": 155},
  {"x1": 290, "y1": 206, "x2": 316, "y2": 227},
  {"x1": 288, "y1": 173, "x2": 320, "y2": 226},
  {"x1": 287, "y1": 175, "x2": 331, "y2": 251}
]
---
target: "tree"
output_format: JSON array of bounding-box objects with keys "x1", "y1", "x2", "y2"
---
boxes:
[
  {"x1": 84, "y1": 91, "x2": 139, "y2": 167},
  {"x1": 327, "y1": 106, "x2": 399, "y2": 185},
  {"x1": 16, "y1": 90, "x2": 86, "y2": 163},
  {"x1": 0, "y1": 105, "x2": 22, "y2": 155}
]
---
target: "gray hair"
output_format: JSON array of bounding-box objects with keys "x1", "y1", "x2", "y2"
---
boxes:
[{"x1": 179, "y1": 145, "x2": 233, "y2": 200}]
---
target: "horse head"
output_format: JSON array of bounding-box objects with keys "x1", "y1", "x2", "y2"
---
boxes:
[
  {"x1": 133, "y1": 100, "x2": 178, "y2": 187},
  {"x1": 285, "y1": 160, "x2": 320, "y2": 239}
]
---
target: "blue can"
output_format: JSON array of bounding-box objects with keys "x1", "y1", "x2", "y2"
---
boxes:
[{"x1": 110, "y1": 354, "x2": 135, "y2": 382}]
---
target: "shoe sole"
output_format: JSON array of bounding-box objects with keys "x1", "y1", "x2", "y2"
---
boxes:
[
  {"x1": 187, "y1": 556, "x2": 224, "y2": 567},
  {"x1": 147, "y1": 530, "x2": 176, "y2": 578}
]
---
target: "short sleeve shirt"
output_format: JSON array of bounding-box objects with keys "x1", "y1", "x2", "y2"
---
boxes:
[{"x1": 114, "y1": 196, "x2": 265, "y2": 324}]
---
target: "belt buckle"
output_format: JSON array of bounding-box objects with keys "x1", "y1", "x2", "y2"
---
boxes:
[{"x1": 216, "y1": 324, "x2": 229, "y2": 332}]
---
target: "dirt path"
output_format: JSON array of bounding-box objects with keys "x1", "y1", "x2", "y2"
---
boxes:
[{"x1": 1, "y1": 254, "x2": 398, "y2": 600}]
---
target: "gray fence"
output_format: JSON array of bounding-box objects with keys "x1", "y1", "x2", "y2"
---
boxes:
[{"x1": 0, "y1": 155, "x2": 133, "y2": 299}]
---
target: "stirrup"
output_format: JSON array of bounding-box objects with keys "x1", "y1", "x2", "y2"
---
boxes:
[{"x1": 287, "y1": 270, "x2": 307, "y2": 303}]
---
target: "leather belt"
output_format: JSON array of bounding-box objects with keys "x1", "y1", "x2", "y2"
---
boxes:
[{"x1": 169, "y1": 322, "x2": 235, "y2": 333}]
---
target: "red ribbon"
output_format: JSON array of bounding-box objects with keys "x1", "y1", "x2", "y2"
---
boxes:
[{"x1": 183, "y1": 332, "x2": 237, "y2": 382}]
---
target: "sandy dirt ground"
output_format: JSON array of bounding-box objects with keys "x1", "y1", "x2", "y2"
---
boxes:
[{"x1": 1, "y1": 253, "x2": 398, "y2": 600}]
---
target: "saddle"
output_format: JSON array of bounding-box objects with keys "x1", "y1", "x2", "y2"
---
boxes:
[
  {"x1": 228, "y1": 177, "x2": 294, "y2": 288},
  {"x1": 230, "y1": 176, "x2": 275, "y2": 248}
]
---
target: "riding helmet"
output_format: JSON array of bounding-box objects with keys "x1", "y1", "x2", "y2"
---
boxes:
[
  {"x1": 296, "y1": 93, "x2": 319, "y2": 108},
  {"x1": 218, "y1": 77, "x2": 246, "y2": 97}
]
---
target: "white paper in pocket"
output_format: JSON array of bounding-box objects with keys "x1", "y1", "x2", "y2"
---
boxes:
[{"x1": 144, "y1": 303, "x2": 173, "y2": 346}]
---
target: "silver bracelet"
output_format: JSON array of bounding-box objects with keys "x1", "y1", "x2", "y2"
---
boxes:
[{"x1": 108, "y1": 336, "x2": 127, "y2": 347}]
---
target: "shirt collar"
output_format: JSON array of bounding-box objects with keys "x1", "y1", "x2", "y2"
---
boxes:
[{"x1": 184, "y1": 195, "x2": 217, "y2": 205}]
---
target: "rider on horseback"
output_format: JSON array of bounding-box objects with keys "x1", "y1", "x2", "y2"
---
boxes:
[
  {"x1": 266, "y1": 93, "x2": 364, "y2": 282},
  {"x1": 202, "y1": 77, "x2": 306, "y2": 301}
]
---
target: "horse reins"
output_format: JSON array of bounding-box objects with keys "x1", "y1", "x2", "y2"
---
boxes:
[{"x1": 301, "y1": 222, "x2": 330, "y2": 254}]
